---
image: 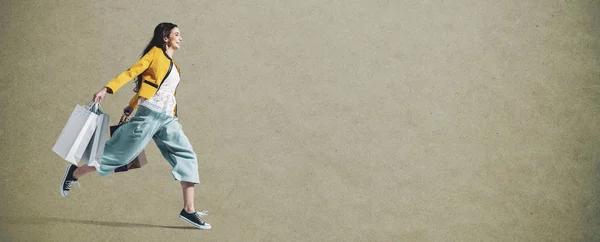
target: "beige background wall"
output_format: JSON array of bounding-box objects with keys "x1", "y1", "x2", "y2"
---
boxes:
[{"x1": 0, "y1": 0, "x2": 598, "y2": 241}]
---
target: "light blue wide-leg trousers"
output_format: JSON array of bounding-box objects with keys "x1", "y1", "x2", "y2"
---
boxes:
[{"x1": 96, "y1": 105, "x2": 200, "y2": 184}]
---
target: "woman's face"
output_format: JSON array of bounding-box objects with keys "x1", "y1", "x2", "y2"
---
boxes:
[{"x1": 164, "y1": 27, "x2": 182, "y2": 50}]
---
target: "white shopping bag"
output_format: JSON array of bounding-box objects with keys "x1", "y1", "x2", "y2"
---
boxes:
[
  {"x1": 52, "y1": 102, "x2": 100, "y2": 165},
  {"x1": 81, "y1": 104, "x2": 110, "y2": 168}
]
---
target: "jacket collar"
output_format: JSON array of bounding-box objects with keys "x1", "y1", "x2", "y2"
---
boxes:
[
  {"x1": 160, "y1": 47, "x2": 173, "y2": 61},
  {"x1": 152, "y1": 46, "x2": 173, "y2": 61}
]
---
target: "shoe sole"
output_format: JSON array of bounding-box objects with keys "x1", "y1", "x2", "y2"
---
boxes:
[
  {"x1": 179, "y1": 215, "x2": 211, "y2": 230},
  {"x1": 60, "y1": 164, "x2": 73, "y2": 197}
]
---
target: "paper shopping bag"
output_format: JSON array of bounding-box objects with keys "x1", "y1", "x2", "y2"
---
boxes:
[
  {"x1": 110, "y1": 114, "x2": 148, "y2": 173},
  {"x1": 52, "y1": 103, "x2": 99, "y2": 165},
  {"x1": 81, "y1": 104, "x2": 110, "y2": 168}
]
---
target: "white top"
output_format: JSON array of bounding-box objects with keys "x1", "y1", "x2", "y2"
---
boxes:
[{"x1": 138, "y1": 63, "x2": 179, "y2": 117}]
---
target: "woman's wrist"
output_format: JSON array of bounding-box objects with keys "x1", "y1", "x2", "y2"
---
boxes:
[{"x1": 103, "y1": 86, "x2": 113, "y2": 94}]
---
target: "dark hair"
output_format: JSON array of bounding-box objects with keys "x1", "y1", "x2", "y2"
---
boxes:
[{"x1": 134, "y1": 22, "x2": 178, "y2": 92}]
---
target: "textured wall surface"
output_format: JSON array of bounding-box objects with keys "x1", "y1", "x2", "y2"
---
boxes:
[{"x1": 0, "y1": 0, "x2": 599, "y2": 241}]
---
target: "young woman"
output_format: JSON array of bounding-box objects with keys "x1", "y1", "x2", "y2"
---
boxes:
[{"x1": 59, "y1": 22, "x2": 211, "y2": 230}]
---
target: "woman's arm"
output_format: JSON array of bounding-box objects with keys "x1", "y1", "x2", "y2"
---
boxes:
[
  {"x1": 93, "y1": 87, "x2": 109, "y2": 102},
  {"x1": 103, "y1": 47, "x2": 157, "y2": 95},
  {"x1": 92, "y1": 87, "x2": 132, "y2": 115}
]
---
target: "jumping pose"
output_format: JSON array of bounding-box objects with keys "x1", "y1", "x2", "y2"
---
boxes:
[{"x1": 59, "y1": 22, "x2": 210, "y2": 230}]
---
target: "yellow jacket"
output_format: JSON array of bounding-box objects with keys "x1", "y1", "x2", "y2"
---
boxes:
[{"x1": 104, "y1": 46, "x2": 180, "y2": 116}]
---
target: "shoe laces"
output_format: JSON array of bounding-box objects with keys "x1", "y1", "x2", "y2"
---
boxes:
[
  {"x1": 66, "y1": 180, "x2": 80, "y2": 189},
  {"x1": 194, "y1": 210, "x2": 208, "y2": 220}
]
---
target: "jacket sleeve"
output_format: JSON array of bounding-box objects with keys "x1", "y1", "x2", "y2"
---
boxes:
[
  {"x1": 104, "y1": 47, "x2": 156, "y2": 94},
  {"x1": 127, "y1": 93, "x2": 140, "y2": 109}
]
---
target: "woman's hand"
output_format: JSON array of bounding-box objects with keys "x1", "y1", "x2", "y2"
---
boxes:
[
  {"x1": 123, "y1": 106, "x2": 134, "y2": 117},
  {"x1": 93, "y1": 87, "x2": 108, "y2": 103}
]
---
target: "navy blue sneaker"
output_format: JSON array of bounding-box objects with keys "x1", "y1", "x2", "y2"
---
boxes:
[
  {"x1": 179, "y1": 209, "x2": 211, "y2": 230},
  {"x1": 60, "y1": 164, "x2": 79, "y2": 197}
]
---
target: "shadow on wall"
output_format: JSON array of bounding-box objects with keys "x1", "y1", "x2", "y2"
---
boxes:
[{"x1": 0, "y1": 216, "x2": 196, "y2": 230}]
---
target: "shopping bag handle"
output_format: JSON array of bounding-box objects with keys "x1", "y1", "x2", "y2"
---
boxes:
[
  {"x1": 84, "y1": 101, "x2": 95, "y2": 110},
  {"x1": 95, "y1": 103, "x2": 105, "y2": 113},
  {"x1": 85, "y1": 101, "x2": 105, "y2": 114},
  {"x1": 118, "y1": 114, "x2": 130, "y2": 125}
]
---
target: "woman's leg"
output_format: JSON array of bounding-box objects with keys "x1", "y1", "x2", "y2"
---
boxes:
[
  {"x1": 95, "y1": 107, "x2": 161, "y2": 177},
  {"x1": 153, "y1": 118, "x2": 209, "y2": 229},
  {"x1": 71, "y1": 115, "x2": 155, "y2": 180},
  {"x1": 182, "y1": 181, "x2": 196, "y2": 212},
  {"x1": 179, "y1": 178, "x2": 210, "y2": 229},
  {"x1": 153, "y1": 118, "x2": 200, "y2": 184},
  {"x1": 73, "y1": 165, "x2": 96, "y2": 179}
]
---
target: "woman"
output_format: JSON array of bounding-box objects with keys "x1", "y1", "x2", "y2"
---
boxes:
[{"x1": 59, "y1": 22, "x2": 211, "y2": 230}]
